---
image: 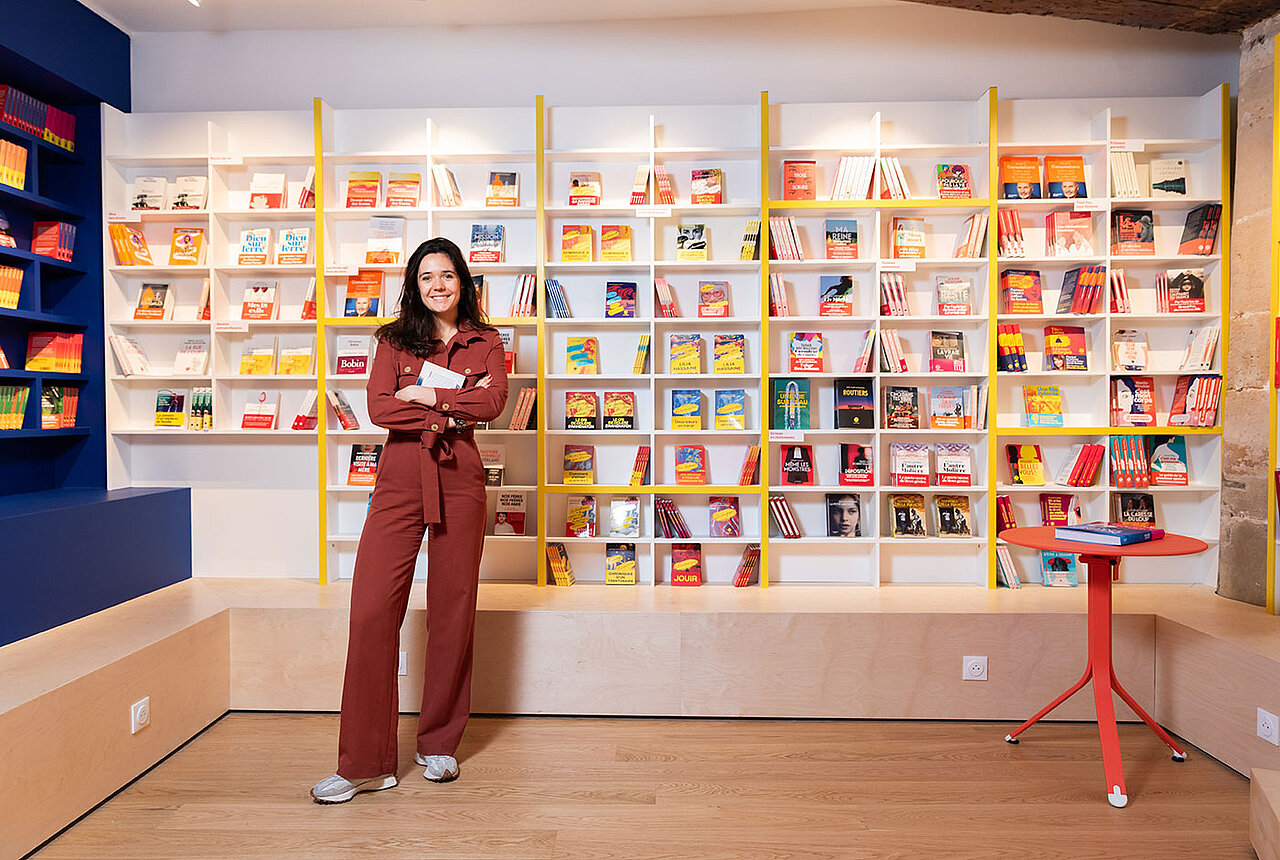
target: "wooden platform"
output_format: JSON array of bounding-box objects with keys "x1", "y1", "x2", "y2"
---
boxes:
[
  {"x1": 3, "y1": 578, "x2": 1280, "y2": 859},
  {"x1": 1255, "y1": 769, "x2": 1280, "y2": 860},
  {"x1": 30, "y1": 714, "x2": 1254, "y2": 860}
]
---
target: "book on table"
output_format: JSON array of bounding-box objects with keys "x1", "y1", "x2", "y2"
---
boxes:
[{"x1": 1053, "y1": 523, "x2": 1165, "y2": 545}]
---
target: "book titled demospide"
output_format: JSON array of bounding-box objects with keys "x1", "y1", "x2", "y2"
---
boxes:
[{"x1": 1053, "y1": 523, "x2": 1165, "y2": 545}]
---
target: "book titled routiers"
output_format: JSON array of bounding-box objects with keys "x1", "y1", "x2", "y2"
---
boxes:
[{"x1": 1053, "y1": 523, "x2": 1165, "y2": 546}]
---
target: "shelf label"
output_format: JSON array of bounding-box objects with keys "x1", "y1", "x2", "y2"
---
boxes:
[
  {"x1": 879, "y1": 259, "x2": 917, "y2": 273},
  {"x1": 768, "y1": 430, "x2": 804, "y2": 443},
  {"x1": 1110, "y1": 139, "x2": 1144, "y2": 152},
  {"x1": 1072, "y1": 199, "x2": 1106, "y2": 212},
  {"x1": 325, "y1": 263, "x2": 358, "y2": 277},
  {"x1": 210, "y1": 153, "x2": 243, "y2": 166},
  {"x1": 635, "y1": 206, "x2": 672, "y2": 218},
  {"x1": 215, "y1": 321, "x2": 250, "y2": 333},
  {"x1": 107, "y1": 210, "x2": 141, "y2": 223}
]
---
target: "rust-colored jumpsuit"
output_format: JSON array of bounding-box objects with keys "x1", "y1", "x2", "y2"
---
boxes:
[{"x1": 337, "y1": 324, "x2": 508, "y2": 780}]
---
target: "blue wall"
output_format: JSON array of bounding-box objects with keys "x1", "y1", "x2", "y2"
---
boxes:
[{"x1": 0, "y1": 0, "x2": 129, "y2": 109}]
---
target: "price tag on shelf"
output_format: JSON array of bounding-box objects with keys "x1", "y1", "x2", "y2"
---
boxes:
[
  {"x1": 325, "y1": 263, "x2": 358, "y2": 277},
  {"x1": 634, "y1": 206, "x2": 672, "y2": 218},
  {"x1": 215, "y1": 321, "x2": 251, "y2": 333},
  {"x1": 106, "y1": 211, "x2": 141, "y2": 223},
  {"x1": 1072, "y1": 199, "x2": 1106, "y2": 212},
  {"x1": 879, "y1": 259, "x2": 917, "y2": 273},
  {"x1": 1110, "y1": 139, "x2": 1144, "y2": 152},
  {"x1": 768, "y1": 430, "x2": 804, "y2": 443},
  {"x1": 210, "y1": 153, "x2": 243, "y2": 166}
]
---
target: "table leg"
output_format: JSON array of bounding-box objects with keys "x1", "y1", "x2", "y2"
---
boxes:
[
  {"x1": 1111, "y1": 668, "x2": 1187, "y2": 761},
  {"x1": 1083, "y1": 554, "x2": 1127, "y2": 808},
  {"x1": 1005, "y1": 663, "x2": 1092, "y2": 743}
]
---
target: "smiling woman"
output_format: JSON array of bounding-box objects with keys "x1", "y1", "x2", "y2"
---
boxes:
[{"x1": 311, "y1": 237, "x2": 509, "y2": 804}]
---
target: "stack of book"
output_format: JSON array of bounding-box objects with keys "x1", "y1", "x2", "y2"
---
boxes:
[
  {"x1": 0, "y1": 383, "x2": 29, "y2": 429},
  {"x1": 0, "y1": 263, "x2": 20, "y2": 309},
  {"x1": 995, "y1": 324, "x2": 1028, "y2": 372},
  {"x1": 655, "y1": 497, "x2": 692, "y2": 539},
  {"x1": 768, "y1": 495, "x2": 802, "y2": 538},
  {"x1": 544, "y1": 278, "x2": 571, "y2": 318},
  {"x1": 732, "y1": 545, "x2": 761, "y2": 587},
  {"x1": 953, "y1": 213, "x2": 988, "y2": 258},
  {"x1": 1055, "y1": 266, "x2": 1107, "y2": 314},
  {"x1": 507, "y1": 273, "x2": 538, "y2": 317},
  {"x1": 0, "y1": 139, "x2": 27, "y2": 189},
  {"x1": 768, "y1": 216, "x2": 804, "y2": 260},
  {"x1": 0, "y1": 84, "x2": 76, "y2": 150},
  {"x1": 1110, "y1": 270, "x2": 1133, "y2": 313},
  {"x1": 878, "y1": 157, "x2": 911, "y2": 199},
  {"x1": 996, "y1": 210, "x2": 1026, "y2": 257},
  {"x1": 879, "y1": 273, "x2": 910, "y2": 316},
  {"x1": 544, "y1": 543, "x2": 576, "y2": 586},
  {"x1": 830, "y1": 155, "x2": 876, "y2": 200},
  {"x1": 1110, "y1": 435, "x2": 1151, "y2": 487}
]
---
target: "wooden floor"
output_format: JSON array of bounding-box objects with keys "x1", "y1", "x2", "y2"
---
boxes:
[{"x1": 31, "y1": 714, "x2": 1253, "y2": 860}]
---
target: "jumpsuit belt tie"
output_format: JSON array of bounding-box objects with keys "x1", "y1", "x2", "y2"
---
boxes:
[{"x1": 420, "y1": 432, "x2": 454, "y2": 525}]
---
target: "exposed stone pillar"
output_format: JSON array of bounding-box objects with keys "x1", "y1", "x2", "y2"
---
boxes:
[{"x1": 1221, "y1": 15, "x2": 1279, "y2": 605}]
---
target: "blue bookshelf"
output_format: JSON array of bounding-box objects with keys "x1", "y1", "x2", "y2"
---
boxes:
[{"x1": 0, "y1": 1, "x2": 192, "y2": 646}]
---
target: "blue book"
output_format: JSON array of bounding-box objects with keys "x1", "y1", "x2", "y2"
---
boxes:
[
  {"x1": 1040, "y1": 550, "x2": 1078, "y2": 586},
  {"x1": 1054, "y1": 523, "x2": 1164, "y2": 546}
]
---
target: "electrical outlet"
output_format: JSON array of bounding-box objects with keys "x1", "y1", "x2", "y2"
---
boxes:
[
  {"x1": 1258, "y1": 707, "x2": 1279, "y2": 746},
  {"x1": 963, "y1": 656, "x2": 988, "y2": 681},
  {"x1": 398, "y1": 651, "x2": 407, "y2": 676},
  {"x1": 130, "y1": 697, "x2": 151, "y2": 734}
]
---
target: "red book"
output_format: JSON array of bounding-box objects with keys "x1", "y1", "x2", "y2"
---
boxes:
[{"x1": 670, "y1": 543, "x2": 703, "y2": 586}]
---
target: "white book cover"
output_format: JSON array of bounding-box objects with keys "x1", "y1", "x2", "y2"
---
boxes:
[
  {"x1": 241, "y1": 389, "x2": 280, "y2": 429},
  {"x1": 334, "y1": 334, "x2": 372, "y2": 375},
  {"x1": 173, "y1": 337, "x2": 210, "y2": 375},
  {"x1": 237, "y1": 228, "x2": 272, "y2": 265},
  {"x1": 240, "y1": 280, "x2": 279, "y2": 320},
  {"x1": 417, "y1": 359, "x2": 465, "y2": 388},
  {"x1": 248, "y1": 172, "x2": 287, "y2": 209},
  {"x1": 170, "y1": 175, "x2": 207, "y2": 210},
  {"x1": 1149, "y1": 158, "x2": 1188, "y2": 198},
  {"x1": 132, "y1": 176, "x2": 167, "y2": 210},
  {"x1": 365, "y1": 216, "x2": 405, "y2": 264},
  {"x1": 109, "y1": 334, "x2": 152, "y2": 376},
  {"x1": 276, "y1": 227, "x2": 312, "y2": 265}
]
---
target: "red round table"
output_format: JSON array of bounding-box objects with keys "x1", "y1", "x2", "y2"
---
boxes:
[{"x1": 1000, "y1": 525, "x2": 1209, "y2": 808}]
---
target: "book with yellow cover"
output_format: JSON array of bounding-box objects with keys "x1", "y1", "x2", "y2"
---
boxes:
[
  {"x1": 605, "y1": 543, "x2": 637, "y2": 585},
  {"x1": 712, "y1": 333, "x2": 745, "y2": 374},
  {"x1": 561, "y1": 225, "x2": 593, "y2": 262},
  {"x1": 238, "y1": 335, "x2": 277, "y2": 375},
  {"x1": 1022, "y1": 384, "x2": 1063, "y2": 427},
  {"x1": 671, "y1": 389, "x2": 703, "y2": 431},
  {"x1": 669, "y1": 333, "x2": 704, "y2": 374},
  {"x1": 566, "y1": 337, "x2": 599, "y2": 375},
  {"x1": 600, "y1": 225, "x2": 633, "y2": 262},
  {"x1": 346, "y1": 171, "x2": 380, "y2": 207},
  {"x1": 168, "y1": 227, "x2": 204, "y2": 266}
]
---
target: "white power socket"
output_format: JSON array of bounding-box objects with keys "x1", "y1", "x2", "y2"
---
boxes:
[
  {"x1": 963, "y1": 656, "x2": 988, "y2": 681},
  {"x1": 398, "y1": 651, "x2": 407, "y2": 676},
  {"x1": 1258, "y1": 707, "x2": 1279, "y2": 746},
  {"x1": 130, "y1": 697, "x2": 151, "y2": 734}
]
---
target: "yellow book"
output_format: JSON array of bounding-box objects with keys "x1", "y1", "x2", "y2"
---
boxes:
[
  {"x1": 600, "y1": 225, "x2": 633, "y2": 262},
  {"x1": 713, "y1": 334, "x2": 745, "y2": 374},
  {"x1": 238, "y1": 336, "x2": 277, "y2": 375},
  {"x1": 168, "y1": 227, "x2": 204, "y2": 265},
  {"x1": 561, "y1": 225, "x2": 593, "y2": 262},
  {"x1": 668, "y1": 334, "x2": 704, "y2": 374}
]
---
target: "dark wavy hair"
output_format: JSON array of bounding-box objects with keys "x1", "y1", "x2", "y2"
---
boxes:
[{"x1": 376, "y1": 237, "x2": 491, "y2": 357}]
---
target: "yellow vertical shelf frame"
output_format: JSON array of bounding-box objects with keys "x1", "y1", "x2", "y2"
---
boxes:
[
  {"x1": 1270, "y1": 48, "x2": 1278, "y2": 614},
  {"x1": 535, "y1": 95, "x2": 548, "y2": 586},
  {"x1": 984, "y1": 86, "x2": 999, "y2": 589},
  {"x1": 314, "y1": 97, "x2": 330, "y2": 585},
  {"x1": 759, "y1": 91, "x2": 772, "y2": 586}
]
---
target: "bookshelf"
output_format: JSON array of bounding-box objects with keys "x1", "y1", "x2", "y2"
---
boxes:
[{"x1": 99, "y1": 89, "x2": 1228, "y2": 590}]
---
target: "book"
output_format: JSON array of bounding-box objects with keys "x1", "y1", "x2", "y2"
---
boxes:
[
  {"x1": 632, "y1": 335, "x2": 651, "y2": 374},
  {"x1": 934, "y1": 495, "x2": 972, "y2": 537},
  {"x1": 173, "y1": 337, "x2": 210, "y2": 375},
  {"x1": 334, "y1": 335, "x2": 372, "y2": 375},
  {"x1": 493, "y1": 492, "x2": 527, "y2": 535},
  {"x1": 935, "y1": 442, "x2": 973, "y2": 487},
  {"x1": 600, "y1": 225, "x2": 632, "y2": 262},
  {"x1": 883, "y1": 385, "x2": 920, "y2": 430},
  {"x1": 670, "y1": 543, "x2": 704, "y2": 586},
  {"x1": 739, "y1": 445, "x2": 761, "y2": 486},
  {"x1": 675, "y1": 445, "x2": 709, "y2": 486},
  {"x1": 346, "y1": 171, "x2": 380, "y2": 207},
  {"x1": 690, "y1": 168, "x2": 723, "y2": 204},
  {"x1": 1179, "y1": 324, "x2": 1220, "y2": 371},
  {"x1": 824, "y1": 219, "x2": 858, "y2": 259},
  {"x1": 1113, "y1": 492, "x2": 1156, "y2": 527},
  {"x1": 1164, "y1": 269, "x2": 1206, "y2": 313},
  {"x1": 603, "y1": 391, "x2": 636, "y2": 430},
  {"x1": 739, "y1": 220, "x2": 761, "y2": 261},
  {"x1": 953, "y1": 213, "x2": 988, "y2": 259},
  {"x1": 670, "y1": 389, "x2": 703, "y2": 431},
  {"x1": 889, "y1": 493, "x2": 928, "y2": 537},
  {"x1": 238, "y1": 335, "x2": 277, "y2": 374},
  {"x1": 654, "y1": 277, "x2": 679, "y2": 317},
  {"x1": 1044, "y1": 210, "x2": 1094, "y2": 256},
  {"x1": 1111, "y1": 376, "x2": 1156, "y2": 426},
  {"x1": 564, "y1": 391, "x2": 599, "y2": 430},
  {"x1": 788, "y1": 332, "x2": 825, "y2": 373},
  {"x1": 432, "y1": 165, "x2": 461, "y2": 206},
  {"x1": 241, "y1": 282, "x2": 279, "y2": 320},
  {"x1": 1041, "y1": 550, "x2": 1079, "y2": 587},
  {"x1": 824, "y1": 494, "x2": 862, "y2": 537},
  {"x1": 561, "y1": 225, "x2": 593, "y2": 262},
  {"x1": 655, "y1": 499, "x2": 693, "y2": 539},
  {"x1": 566, "y1": 337, "x2": 599, "y2": 374},
  {"x1": 248, "y1": 172, "x2": 286, "y2": 209},
  {"x1": 237, "y1": 228, "x2": 272, "y2": 266},
  {"x1": 168, "y1": 227, "x2": 205, "y2": 266},
  {"x1": 890, "y1": 216, "x2": 926, "y2": 259},
  {"x1": 1006, "y1": 443, "x2": 1046, "y2": 485},
  {"x1": 1149, "y1": 158, "x2": 1188, "y2": 197},
  {"x1": 1111, "y1": 209, "x2": 1155, "y2": 255},
  {"x1": 479, "y1": 444, "x2": 505, "y2": 486},
  {"x1": 544, "y1": 543, "x2": 576, "y2": 587},
  {"x1": 344, "y1": 270, "x2": 383, "y2": 317},
  {"x1": 630, "y1": 165, "x2": 650, "y2": 205},
  {"x1": 712, "y1": 334, "x2": 745, "y2": 374},
  {"x1": 485, "y1": 171, "x2": 518, "y2": 207},
  {"x1": 610, "y1": 497, "x2": 641, "y2": 537},
  {"x1": 1112, "y1": 330, "x2": 1149, "y2": 372},
  {"x1": 171, "y1": 176, "x2": 207, "y2": 210},
  {"x1": 566, "y1": 494, "x2": 597, "y2": 537},
  {"x1": 133, "y1": 283, "x2": 174, "y2": 320},
  {"x1": 1054, "y1": 523, "x2": 1163, "y2": 546},
  {"x1": 364, "y1": 218, "x2": 402, "y2": 265},
  {"x1": 768, "y1": 495, "x2": 803, "y2": 539},
  {"x1": 889, "y1": 442, "x2": 930, "y2": 487},
  {"x1": 1043, "y1": 326, "x2": 1088, "y2": 371},
  {"x1": 469, "y1": 224, "x2": 504, "y2": 263},
  {"x1": 928, "y1": 331, "x2": 966, "y2": 372},
  {"x1": 568, "y1": 171, "x2": 601, "y2": 206},
  {"x1": 1000, "y1": 269, "x2": 1043, "y2": 314},
  {"x1": 385, "y1": 172, "x2": 421, "y2": 207},
  {"x1": 781, "y1": 444, "x2": 816, "y2": 486},
  {"x1": 326, "y1": 389, "x2": 360, "y2": 430},
  {"x1": 782, "y1": 160, "x2": 817, "y2": 201},
  {"x1": 630, "y1": 446, "x2": 651, "y2": 486},
  {"x1": 563, "y1": 444, "x2": 595, "y2": 484},
  {"x1": 709, "y1": 496, "x2": 742, "y2": 537},
  {"x1": 1178, "y1": 203, "x2": 1221, "y2": 255},
  {"x1": 834, "y1": 378, "x2": 874, "y2": 429},
  {"x1": 929, "y1": 386, "x2": 967, "y2": 429},
  {"x1": 714, "y1": 389, "x2": 746, "y2": 430},
  {"x1": 1043, "y1": 156, "x2": 1086, "y2": 198},
  {"x1": 676, "y1": 224, "x2": 708, "y2": 261},
  {"x1": 771, "y1": 378, "x2": 810, "y2": 430},
  {"x1": 153, "y1": 388, "x2": 187, "y2": 428},
  {"x1": 1147, "y1": 436, "x2": 1189, "y2": 486},
  {"x1": 999, "y1": 155, "x2": 1041, "y2": 199},
  {"x1": 839, "y1": 443, "x2": 873, "y2": 487},
  {"x1": 697, "y1": 280, "x2": 729, "y2": 317},
  {"x1": 346, "y1": 443, "x2": 382, "y2": 486},
  {"x1": 669, "y1": 333, "x2": 704, "y2": 374},
  {"x1": 818, "y1": 275, "x2": 855, "y2": 317},
  {"x1": 1022, "y1": 384, "x2": 1063, "y2": 427},
  {"x1": 132, "y1": 176, "x2": 167, "y2": 210},
  {"x1": 604, "y1": 543, "x2": 637, "y2": 586},
  {"x1": 935, "y1": 276, "x2": 972, "y2": 316},
  {"x1": 936, "y1": 164, "x2": 972, "y2": 199},
  {"x1": 240, "y1": 389, "x2": 280, "y2": 430}
]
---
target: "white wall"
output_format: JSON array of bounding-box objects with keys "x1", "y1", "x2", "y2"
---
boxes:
[{"x1": 130, "y1": 5, "x2": 1240, "y2": 112}]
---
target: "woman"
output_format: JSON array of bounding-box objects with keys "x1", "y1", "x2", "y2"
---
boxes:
[{"x1": 312, "y1": 237, "x2": 508, "y2": 804}]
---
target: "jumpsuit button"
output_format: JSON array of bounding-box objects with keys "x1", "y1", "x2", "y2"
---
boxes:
[
  {"x1": 431, "y1": 423, "x2": 439, "y2": 431},
  {"x1": 405, "y1": 367, "x2": 412, "y2": 373},
  {"x1": 441, "y1": 403, "x2": 450, "y2": 410},
  {"x1": 464, "y1": 367, "x2": 472, "y2": 374}
]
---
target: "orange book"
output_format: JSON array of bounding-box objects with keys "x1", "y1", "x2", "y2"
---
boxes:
[
  {"x1": 561, "y1": 225, "x2": 593, "y2": 262},
  {"x1": 999, "y1": 156, "x2": 1042, "y2": 199},
  {"x1": 168, "y1": 227, "x2": 204, "y2": 265},
  {"x1": 344, "y1": 270, "x2": 384, "y2": 317}
]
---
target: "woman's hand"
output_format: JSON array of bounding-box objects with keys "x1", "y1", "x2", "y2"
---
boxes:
[
  {"x1": 476, "y1": 375, "x2": 493, "y2": 389},
  {"x1": 394, "y1": 385, "x2": 437, "y2": 406}
]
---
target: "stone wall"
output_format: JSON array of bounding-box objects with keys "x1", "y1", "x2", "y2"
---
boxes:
[{"x1": 1220, "y1": 14, "x2": 1280, "y2": 605}]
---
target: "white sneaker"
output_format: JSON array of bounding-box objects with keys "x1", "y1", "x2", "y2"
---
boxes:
[
  {"x1": 310, "y1": 772, "x2": 397, "y2": 804},
  {"x1": 414, "y1": 753, "x2": 459, "y2": 782}
]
